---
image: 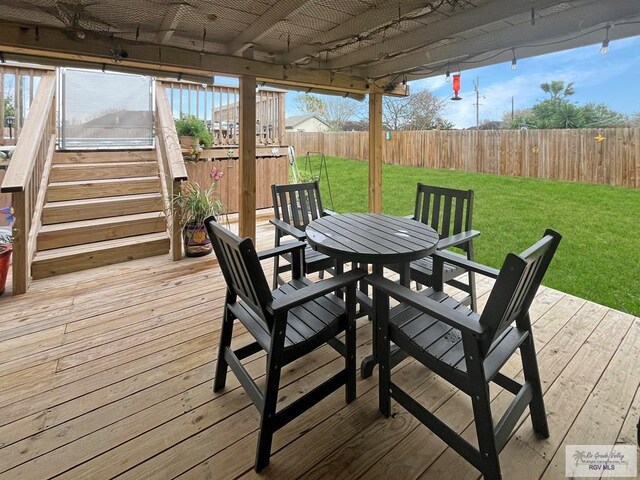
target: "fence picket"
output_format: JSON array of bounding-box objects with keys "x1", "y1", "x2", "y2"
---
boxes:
[{"x1": 286, "y1": 129, "x2": 640, "y2": 188}]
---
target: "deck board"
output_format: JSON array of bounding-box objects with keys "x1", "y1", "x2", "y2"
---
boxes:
[{"x1": 0, "y1": 220, "x2": 637, "y2": 480}]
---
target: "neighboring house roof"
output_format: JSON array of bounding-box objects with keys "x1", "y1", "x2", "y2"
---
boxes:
[
  {"x1": 83, "y1": 110, "x2": 152, "y2": 127},
  {"x1": 285, "y1": 114, "x2": 329, "y2": 129}
]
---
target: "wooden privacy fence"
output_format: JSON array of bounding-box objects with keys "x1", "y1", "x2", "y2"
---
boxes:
[
  {"x1": 185, "y1": 155, "x2": 289, "y2": 214},
  {"x1": 286, "y1": 129, "x2": 640, "y2": 188}
]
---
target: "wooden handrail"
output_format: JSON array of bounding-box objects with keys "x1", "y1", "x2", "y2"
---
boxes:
[
  {"x1": 0, "y1": 71, "x2": 56, "y2": 294},
  {"x1": 155, "y1": 82, "x2": 187, "y2": 261},
  {"x1": 156, "y1": 84, "x2": 188, "y2": 182},
  {"x1": 1, "y1": 74, "x2": 56, "y2": 192}
]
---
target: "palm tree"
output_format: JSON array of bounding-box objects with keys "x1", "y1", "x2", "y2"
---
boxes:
[{"x1": 540, "y1": 81, "x2": 575, "y2": 100}]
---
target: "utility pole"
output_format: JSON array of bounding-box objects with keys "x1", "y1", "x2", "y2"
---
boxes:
[
  {"x1": 473, "y1": 77, "x2": 483, "y2": 128},
  {"x1": 511, "y1": 96, "x2": 515, "y2": 122}
]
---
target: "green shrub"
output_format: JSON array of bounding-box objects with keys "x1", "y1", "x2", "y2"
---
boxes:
[{"x1": 175, "y1": 116, "x2": 213, "y2": 148}]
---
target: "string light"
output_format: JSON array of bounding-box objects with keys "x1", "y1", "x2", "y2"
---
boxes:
[
  {"x1": 511, "y1": 49, "x2": 517, "y2": 71},
  {"x1": 600, "y1": 26, "x2": 610, "y2": 55}
]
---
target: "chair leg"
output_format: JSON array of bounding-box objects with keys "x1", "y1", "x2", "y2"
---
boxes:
[
  {"x1": 520, "y1": 335, "x2": 549, "y2": 438},
  {"x1": 255, "y1": 360, "x2": 282, "y2": 472},
  {"x1": 465, "y1": 337, "x2": 502, "y2": 479},
  {"x1": 375, "y1": 288, "x2": 391, "y2": 417},
  {"x1": 470, "y1": 385, "x2": 502, "y2": 480},
  {"x1": 334, "y1": 261, "x2": 344, "y2": 299},
  {"x1": 345, "y1": 314, "x2": 356, "y2": 403},
  {"x1": 213, "y1": 307, "x2": 235, "y2": 392}
]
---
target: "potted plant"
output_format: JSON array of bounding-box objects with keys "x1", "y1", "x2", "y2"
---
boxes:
[
  {"x1": 173, "y1": 174, "x2": 225, "y2": 257},
  {"x1": 0, "y1": 206, "x2": 13, "y2": 296},
  {"x1": 175, "y1": 115, "x2": 213, "y2": 152}
]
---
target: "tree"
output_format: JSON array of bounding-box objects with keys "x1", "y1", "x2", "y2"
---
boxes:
[
  {"x1": 628, "y1": 112, "x2": 640, "y2": 127},
  {"x1": 294, "y1": 93, "x2": 364, "y2": 131},
  {"x1": 540, "y1": 81, "x2": 575, "y2": 100},
  {"x1": 531, "y1": 99, "x2": 583, "y2": 128},
  {"x1": 581, "y1": 103, "x2": 627, "y2": 128},
  {"x1": 503, "y1": 81, "x2": 627, "y2": 129},
  {"x1": 383, "y1": 90, "x2": 450, "y2": 131},
  {"x1": 3, "y1": 96, "x2": 15, "y2": 118}
]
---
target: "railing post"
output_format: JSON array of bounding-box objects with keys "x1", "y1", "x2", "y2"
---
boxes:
[
  {"x1": 155, "y1": 82, "x2": 188, "y2": 260},
  {"x1": 11, "y1": 191, "x2": 29, "y2": 294},
  {"x1": 172, "y1": 179, "x2": 183, "y2": 261}
]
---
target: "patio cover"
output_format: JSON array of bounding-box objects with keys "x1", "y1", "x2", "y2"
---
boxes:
[{"x1": 0, "y1": 0, "x2": 638, "y2": 237}]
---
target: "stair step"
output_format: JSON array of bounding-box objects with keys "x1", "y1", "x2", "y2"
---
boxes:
[
  {"x1": 50, "y1": 162, "x2": 158, "y2": 182},
  {"x1": 54, "y1": 150, "x2": 156, "y2": 164},
  {"x1": 46, "y1": 177, "x2": 161, "y2": 202},
  {"x1": 38, "y1": 212, "x2": 166, "y2": 250},
  {"x1": 32, "y1": 232, "x2": 170, "y2": 279},
  {"x1": 42, "y1": 193, "x2": 164, "y2": 224}
]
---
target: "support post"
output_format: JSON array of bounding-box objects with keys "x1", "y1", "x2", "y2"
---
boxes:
[
  {"x1": 239, "y1": 75, "x2": 257, "y2": 240},
  {"x1": 368, "y1": 92, "x2": 383, "y2": 213}
]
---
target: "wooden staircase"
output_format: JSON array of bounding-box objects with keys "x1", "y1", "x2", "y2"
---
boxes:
[{"x1": 32, "y1": 150, "x2": 170, "y2": 279}]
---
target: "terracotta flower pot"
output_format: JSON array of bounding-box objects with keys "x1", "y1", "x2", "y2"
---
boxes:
[
  {"x1": 0, "y1": 244, "x2": 11, "y2": 296},
  {"x1": 183, "y1": 224, "x2": 212, "y2": 257}
]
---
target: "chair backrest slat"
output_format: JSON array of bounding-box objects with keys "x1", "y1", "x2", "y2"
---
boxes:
[
  {"x1": 479, "y1": 230, "x2": 562, "y2": 352},
  {"x1": 205, "y1": 217, "x2": 274, "y2": 325},
  {"x1": 414, "y1": 184, "x2": 474, "y2": 247},
  {"x1": 272, "y1": 181, "x2": 325, "y2": 231}
]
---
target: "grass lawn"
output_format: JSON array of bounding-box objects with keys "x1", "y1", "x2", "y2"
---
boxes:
[{"x1": 302, "y1": 155, "x2": 640, "y2": 317}]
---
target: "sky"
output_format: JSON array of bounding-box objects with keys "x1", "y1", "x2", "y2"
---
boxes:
[{"x1": 286, "y1": 35, "x2": 640, "y2": 129}]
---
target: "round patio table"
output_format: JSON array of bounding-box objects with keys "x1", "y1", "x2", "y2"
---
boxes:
[{"x1": 306, "y1": 213, "x2": 439, "y2": 378}]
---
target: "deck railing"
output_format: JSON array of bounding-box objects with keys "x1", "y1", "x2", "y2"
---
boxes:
[
  {"x1": 161, "y1": 80, "x2": 286, "y2": 145},
  {"x1": 1, "y1": 64, "x2": 54, "y2": 145},
  {"x1": 155, "y1": 84, "x2": 188, "y2": 261},
  {"x1": 0, "y1": 72, "x2": 56, "y2": 294}
]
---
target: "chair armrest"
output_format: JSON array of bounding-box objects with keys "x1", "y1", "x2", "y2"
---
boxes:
[
  {"x1": 257, "y1": 241, "x2": 306, "y2": 260},
  {"x1": 269, "y1": 218, "x2": 306, "y2": 240},
  {"x1": 323, "y1": 209, "x2": 337, "y2": 216},
  {"x1": 268, "y1": 269, "x2": 368, "y2": 313},
  {"x1": 367, "y1": 273, "x2": 488, "y2": 339},
  {"x1": 433, "y1": 250, "x2": 500, "y2": 279},
  {"x1": 437, "y1": 230, "x2": 480, "y2": 250}
]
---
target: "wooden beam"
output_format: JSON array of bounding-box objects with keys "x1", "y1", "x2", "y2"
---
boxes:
[
  {"x1": 276, "y1": 0, "x2": 429, "y2": 64},
  {"x1": 225, "y1": 0, "x2": 309, "y2": 56},
  {"x1": 154, "y1": 3, "x2": 188, "y2": 45},
  {"x1": 0, "y1": 24, "x2": 370, "y2": 94},
  {"x1": 239, "y1": 76, "x2": 257, "y2": 240},
  {"x1": 368, "y1": 93, "x2": 383, "y2": 214},
  {"x1": 325, "y1": 0, "x2": 563, "y2": 70},
  {"x1": 358, "y1": 0, "x2": 640, "y2": 79}
]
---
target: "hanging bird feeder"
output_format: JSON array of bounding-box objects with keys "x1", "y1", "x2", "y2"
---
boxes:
[{"x1": 451, "y1": 73, "x2": 462, "y2": 101}]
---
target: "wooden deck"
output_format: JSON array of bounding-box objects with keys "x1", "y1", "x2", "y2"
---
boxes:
[{"x1": 0, "y1": 220, "x2": 638, "y2": 480}]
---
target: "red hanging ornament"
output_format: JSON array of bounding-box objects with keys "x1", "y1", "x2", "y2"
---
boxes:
[{"x1": 451, "y1": 73, "x2": 462, "y2": 101}]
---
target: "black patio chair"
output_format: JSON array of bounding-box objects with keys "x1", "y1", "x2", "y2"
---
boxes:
[
  {"x1": 370, "y1": 229, "x2": 562, "y2": 480},
  {"x1": 270, "y1": 181, "x2": 339, "y2": 287},
  {"x1": 390, "y1": 183, "x2": 479, "y2": 310},
  {"x1": 205, "y1": 216, "x2": 366, "y2": 472}
]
